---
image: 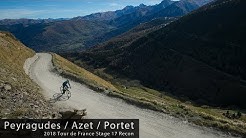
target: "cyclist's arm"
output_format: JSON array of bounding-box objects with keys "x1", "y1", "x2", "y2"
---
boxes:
[{"x1": 68, "y1": 82, "x2": 71, "y2": 88}]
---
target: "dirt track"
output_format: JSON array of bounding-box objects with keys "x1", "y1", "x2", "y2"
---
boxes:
[{"x1": 24, "y1": 53, "x2": 234, "y2": 138}]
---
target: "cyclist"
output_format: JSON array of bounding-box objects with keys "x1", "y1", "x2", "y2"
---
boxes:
[{"x1": 62, "y1": 79, "x2": 71, "y2": 94}]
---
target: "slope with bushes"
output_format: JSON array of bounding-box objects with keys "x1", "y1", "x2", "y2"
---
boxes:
[{"x1": 64, "y1": 0, "x2": 246, "y2": 108}]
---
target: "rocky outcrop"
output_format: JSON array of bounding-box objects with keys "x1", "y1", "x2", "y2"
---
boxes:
[{"x1": 60, "y1": 109, "x2": 87, "y2": 119}]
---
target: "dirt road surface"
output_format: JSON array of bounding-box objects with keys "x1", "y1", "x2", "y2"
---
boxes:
[{"x1": 24, "y1": 53, "x2": 234, "y2": 138}]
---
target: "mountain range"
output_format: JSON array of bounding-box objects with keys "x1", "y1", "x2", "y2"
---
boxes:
[
  {"x1": 63, "y1": 0, "x2": 246, "y2": 108},
  {"x1": 0, "y1": 0, "x2": 211, "y2": 52}
]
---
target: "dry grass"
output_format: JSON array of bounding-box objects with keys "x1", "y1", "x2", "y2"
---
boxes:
[
  {"x1": 0, "y1": 31, "x2": 36, "y2": 88},
  {"x1": 114, "y1": 84, "x2": 246, "y2": 136},
  {"x1": 0, "y1": 32, "x2": 34, "y2": 66},
  {"x1": 0, "y1": 31, "x2": 55, "y2": 119}
]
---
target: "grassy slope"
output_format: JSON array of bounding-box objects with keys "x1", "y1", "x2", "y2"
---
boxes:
[
  {"x1": 53, "y1": 53, "x2": 246, "y2": 136},
  {"x1": 0, "y1": 31, "x2": 55, "y2": 118}
]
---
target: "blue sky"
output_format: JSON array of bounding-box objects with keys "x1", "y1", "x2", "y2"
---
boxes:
[{"x1": 0, "y1": 0, "x2": 167, "y2": 19}]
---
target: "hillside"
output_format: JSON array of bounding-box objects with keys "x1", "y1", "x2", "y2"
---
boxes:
[
  {"x1": 0, "y1": 0, "x2": 211, "y2": 52},
  {"x1": 90, "y1": 17, "x2": 176, "y2": 51},
  {"x1": 64, "y1": 17, "x2": 176, "y2": 71},
  {"x1": 64, "y1": 0, "x2": 246, "y2": 108},
  {"x1": 97, "y1": 0, "x2": 212, "y2": 44},
  {"x1": 0, "y1": 31, "x2": 57, "y2": 119},
  {"x1": 0, "y1": 20, "x2": 114, "y2": 52},
  {"x1": 149, "y1": 0, "x2": 200, "y2": 18}
]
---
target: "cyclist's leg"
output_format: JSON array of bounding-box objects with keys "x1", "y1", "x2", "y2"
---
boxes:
[
  {"x1": 62, "y1": 85, "x2": 66, "y2": 94},
  {"x1": 63, "y1": 85, "x2": 69, "y2": 94}
]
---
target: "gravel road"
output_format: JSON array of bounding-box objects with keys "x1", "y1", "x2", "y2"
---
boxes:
[{"x1": 24, "y1": 53, "x2": 235, "y2": 138}]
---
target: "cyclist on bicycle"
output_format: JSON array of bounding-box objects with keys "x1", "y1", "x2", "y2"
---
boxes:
[{"x1": 62, "y1": 79, "x2": 71, "y2": 94}]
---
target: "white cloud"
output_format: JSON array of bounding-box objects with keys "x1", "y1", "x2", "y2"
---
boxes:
[{"x1": 109, "y1": 3, "x2": 119, "y2": 6}]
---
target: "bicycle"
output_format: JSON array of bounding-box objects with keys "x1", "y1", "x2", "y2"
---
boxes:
[{"x1": 49, "y1": 86, "x2": 71, "y2": 103}]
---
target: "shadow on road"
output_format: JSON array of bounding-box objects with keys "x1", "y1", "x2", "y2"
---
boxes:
[{"x1": 48, "y1": 93, "x2": 69, "y2": 103}]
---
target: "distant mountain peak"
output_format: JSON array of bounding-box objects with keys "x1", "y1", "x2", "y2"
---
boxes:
[
  {"x1": 139, "y1": 3, "x2": 147, "y2": 7},
  {"x1": 123, "y1": 5, "x2": 134, "y2": 10},
  {"x1": 157, "y1": 0, "x2": 175, "y2": 9}
]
